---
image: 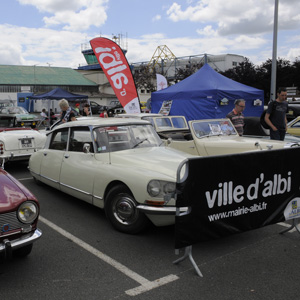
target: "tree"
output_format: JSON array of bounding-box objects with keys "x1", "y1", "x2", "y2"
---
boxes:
[
  {"x1": 132, "y1": 64, "x2": 156, "y2": 92},
  {"x1": 221, "y1": 58, "x2": 258, "y2": 88}
]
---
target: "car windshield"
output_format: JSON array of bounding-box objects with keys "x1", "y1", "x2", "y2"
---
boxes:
[
  {"x1": 153, "y1": 116, "x2": 188, "y2": 131},
  {"x1": 0, "y1": 106, "x2": 29, "y2": 114},
  {"x1": 170, "y1": 117, "x2": 187, "y2": 128},
  {"x1": 93, "y1": 124, "x2": 162, "y2": 153},
  {"x1": 192, "y1": 120, "x2": 237, "y2": 138},
  {"x1": 0, "y1": 116, "x2": 15, "y2": 127}
]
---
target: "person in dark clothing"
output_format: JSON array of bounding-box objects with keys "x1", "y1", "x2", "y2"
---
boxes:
[
  {"x1": 59, "y1": 99, "x2": 76, "y2": 123},
  {"x1": 82, "y1": 104, "x2": 91, "y2": 116},
  {"x1": 264, "y1": 87, "x2": 288, "y2": 141}
]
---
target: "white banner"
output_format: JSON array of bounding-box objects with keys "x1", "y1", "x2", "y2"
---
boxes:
[{"x1": 156, "y1": 74, "x2": 168, "y2": 91}]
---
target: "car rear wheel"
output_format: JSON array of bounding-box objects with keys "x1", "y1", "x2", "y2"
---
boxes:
[
  {"x1": 13, "y1": 244, "x2": 33, "y2": 257},
  {"x1": 105, "y1": 185, "x2": 150, "y2": 234}
]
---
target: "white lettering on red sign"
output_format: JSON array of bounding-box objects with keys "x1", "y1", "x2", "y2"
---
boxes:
[{"x1": 95, "y1": 46, "x2": 128, "y2": 92}]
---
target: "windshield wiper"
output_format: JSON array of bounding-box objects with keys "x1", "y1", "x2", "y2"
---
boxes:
[{"x1": 133, "y1": 138, "x2": 149, "y2": 148}]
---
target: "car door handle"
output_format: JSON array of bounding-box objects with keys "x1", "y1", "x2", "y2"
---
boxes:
[{"x1": 64, "y1": 154, "x2": 69, "y2": 158}]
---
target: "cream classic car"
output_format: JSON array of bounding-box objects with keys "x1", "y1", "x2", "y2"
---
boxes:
[
  {"x1": 117, "y1": 114, "x2": 299, "y2": 155},
  {"x1": 0, "y1": 115, "x2": 47, "y2": 167},
  {"x1": 287, "y1": 116, "x2": 300, "y2": 137},
  {"x1": 28, "y1": 118, "x2": 193, "y2": 234}
]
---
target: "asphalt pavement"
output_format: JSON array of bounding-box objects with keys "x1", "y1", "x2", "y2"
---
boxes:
[{"x1": 1, "y1": 161, "x2": 300, "y2": 300}]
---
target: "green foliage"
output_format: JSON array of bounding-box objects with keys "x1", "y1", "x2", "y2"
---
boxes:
[
  {"x1": 131, "y1": 57, "x2": 300, "y2": 103},
  {"x1": 221, "y1": 57, "x2": 300, "y2": 103}
]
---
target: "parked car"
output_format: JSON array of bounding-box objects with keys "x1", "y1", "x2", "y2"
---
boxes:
[
  {"x1": 106, "y1": 100, "x2": 125, "y2": 116},
  {"x1": 0, "y1": 168, "x2": 42, "y2": 259},
  {"x1": 286, "y1": 101, "x2": 300, "y2": 122},
  {"x1": 116, "y1": 114, "x2": 299, "y2": 155},
  {"x1": 89, "y1": 101, "x2": 105, "y2": 115},
  {"x1": 244, "y1": 116, "x2": 300, "y2": 143},
  {"x1": 28, "y1": 118, "x2": 193, "y2": 234},
  {"x1": 0, "y1": 106, "x2": 40, "y2": 128},
  {"x1": 0, "y1": 99, "x2": 15, "y2": 109},
  {"x1": 0, "y1": 115, "x2": 47, "y2": 167},
  {"x1": 287, "y1": 116, "x2": 300, "y2": 137}
]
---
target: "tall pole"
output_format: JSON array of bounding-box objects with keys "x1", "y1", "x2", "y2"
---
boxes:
[{"x1": 270, "y1": 0, "x2": 279, "y2": 101}]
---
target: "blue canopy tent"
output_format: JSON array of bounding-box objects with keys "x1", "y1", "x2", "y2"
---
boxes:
[
  {"x1": 28, "y1": 87, "x2": 88, "y2": 101},
  {"x1": 151, "y1": 64, "x2": 264, "y2": 122},
  {"x1": 28, "y1": 88, "x2": 89, "y2": 126}
]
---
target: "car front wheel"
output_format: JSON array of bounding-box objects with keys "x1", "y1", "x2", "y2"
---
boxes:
[{"x1": 105, "y1": 185, "x2": 150, "y2": 234}]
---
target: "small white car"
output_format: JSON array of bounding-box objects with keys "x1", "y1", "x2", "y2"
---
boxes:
[
  {"x1": 0, "y1": 115, "x2": 47, "y2": 167},
  {"x1": 28, "y1": 118, "x2": 193, "y2": 234},
  {"x1": 116, "y1": 114, "x2": 299, "y2": 155}
]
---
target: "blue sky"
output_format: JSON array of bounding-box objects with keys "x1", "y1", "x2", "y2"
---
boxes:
[{"x1": 0, "y1": 0, "x2": 299, "y2": 69}]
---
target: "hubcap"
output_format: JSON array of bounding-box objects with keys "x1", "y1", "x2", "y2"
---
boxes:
[{"x1": 113, "y1": 195, "x2": 138, "y2": 225}]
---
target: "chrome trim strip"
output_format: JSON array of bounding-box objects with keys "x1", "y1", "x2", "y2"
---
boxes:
[
  {"x1": 137, "y1": 205, "x2": 188, "y2": 215},
  {"x1": 37, "y1": 173, "x2": 59, "y2": 184},
  {"x1": 60, "y1": 182, "x2": 91, "y2": 196}
]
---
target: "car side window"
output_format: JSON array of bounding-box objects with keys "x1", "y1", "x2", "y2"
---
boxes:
[
  {"x1": 93, "y1": 128, "x2": 109, "y2": 153},
  {"x1": 155, "y1": 118, "x2": 172, "y2": 128},
  {"x1": 171, "y1": 117, "x2": 187, "y2": 128},
  {"x1": 69, "y1": 127, "x2": 94, "y2": 153},
  {"x1": 49, "y1": 128, "x2": 69, "y2": 150}
]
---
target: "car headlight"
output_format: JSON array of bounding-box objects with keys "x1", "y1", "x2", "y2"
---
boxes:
[
  {"x1": 17, "y1": 201, "x2": 39, "y2": 224},
  {"x1": 147, "y1": 180, "x2": 176, "y2": 197}
]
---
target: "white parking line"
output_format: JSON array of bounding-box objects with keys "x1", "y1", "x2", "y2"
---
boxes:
[
  {"x1": 277, "y1": 222, "x2": 297, "y2": 232},
  {"x1": 17, "y1": 177, "x2": 33, "y2": 181},
  {"x1": 39, "y1": 216, "x2": 179, "y2": 296}
]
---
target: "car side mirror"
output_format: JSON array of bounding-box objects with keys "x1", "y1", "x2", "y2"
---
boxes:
[{"x1": 83, "y1": 143, "x2": 91, "y2": 153}]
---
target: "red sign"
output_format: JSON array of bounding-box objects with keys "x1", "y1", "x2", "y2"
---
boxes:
[{"x1": 90, "y1": 37, "x2": 141, "y2": 113}]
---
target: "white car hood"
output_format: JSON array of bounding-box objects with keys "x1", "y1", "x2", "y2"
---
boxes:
[{"x1": 108, "y1": 147, "x2": 192, "y2": 179}]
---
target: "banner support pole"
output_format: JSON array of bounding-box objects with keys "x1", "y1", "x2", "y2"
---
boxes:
[
  {"x1": 279, "y1": 219, "x2": 300, "y2": 234},
  {"x1": 173, "y1": 246, "x2": 203, "y2": 277}
]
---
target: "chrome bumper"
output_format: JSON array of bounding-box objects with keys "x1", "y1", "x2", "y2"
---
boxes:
[
  {"x1": 0, "y1": 228, "x2": 42, "y2": 259},
  {"x1": 137, "y1": 205, "x2": 188, "y2": 215}
]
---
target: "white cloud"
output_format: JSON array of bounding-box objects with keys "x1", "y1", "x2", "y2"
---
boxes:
[
  {"x1": 196, "y1": 25, "x2": 217, "y2": 37},
  {"x1": 18, "y1": 0, "x2": 109, "y2": 31},
  {"x1": 152, "y1": 15, "x2": 161, "y2": 22},
  {"x1": 0, "y1": 24, "x2": 89, "y2": 68},
  {"x1": 166, "y1": 0, "x2": 300, "y2": 36},
  {"x1": 287, "y1": 48, "x2": 300, "y2": 61}
]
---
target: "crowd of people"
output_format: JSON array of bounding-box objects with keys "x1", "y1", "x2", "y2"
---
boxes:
[
  {"x1": 41, "y1": 88, "x2": 289, "y2": 142},
  {"x1": 40, "y1": 99, "x2": 110, "y2": 126}
]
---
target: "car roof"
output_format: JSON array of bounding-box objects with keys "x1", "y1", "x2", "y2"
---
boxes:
[
  {"x1": 116, "y1": 113, "x2": 163, "y2": 118},
  {"x1": 52, "y1": 117, "x2": 151, "y2": 130}
]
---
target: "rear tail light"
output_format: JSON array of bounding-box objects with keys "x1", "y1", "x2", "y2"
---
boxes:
[{"x1": 0, "y1": 142, "x2": 4, "y2": 154}]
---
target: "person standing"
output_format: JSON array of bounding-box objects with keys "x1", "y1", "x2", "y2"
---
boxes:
[
  {"x1": 59, "y1": 99, "x2": 76, "y2": 123},
  {"x1": 99, "y1": 109, "x2": 108, "y2": 118},
  {"x1": 74, "y1": 103, "x2": 80, "y2": 113},
  {"x1": 82, "y1": 104, "x2": 91, "y2": 116},
  {"x1": 264, "y1": 87, "x2": 288, "y2": 141},
  {"x1": 226, "y1": 99, "x2": 246, "y2": 136}
]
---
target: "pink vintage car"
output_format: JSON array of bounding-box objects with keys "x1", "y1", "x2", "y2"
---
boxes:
[{"x1": 0, "y1": 168, "x2": 42, "y2": 259}]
